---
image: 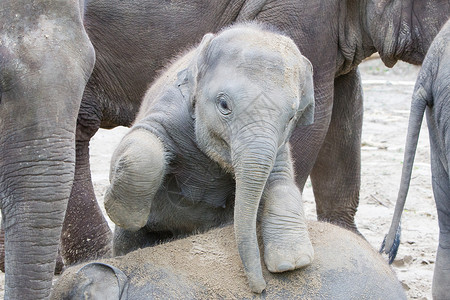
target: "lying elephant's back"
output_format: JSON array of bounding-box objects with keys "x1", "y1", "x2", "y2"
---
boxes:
[{"x1": 105, "y1": 221, "x2": 405, "y2": 299}]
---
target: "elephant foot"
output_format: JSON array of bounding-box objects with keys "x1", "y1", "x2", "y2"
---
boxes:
[
  {"x1": 261, "y1": 209, "x2": 314, "y2": 273},
  {"x1": 263, "y1": 234, "x2": 314, "y2": 273},
  {"x1": 432, "y1": 245, "x2": 450, "y2": 299},
  {"x1": 261, "y1": 184, "x2": 314, "y2": 273}
]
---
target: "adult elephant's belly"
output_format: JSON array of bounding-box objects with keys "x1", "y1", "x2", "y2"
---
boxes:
[{"x1": 146, "y1": 171, "x2": 236, "y2": 235}]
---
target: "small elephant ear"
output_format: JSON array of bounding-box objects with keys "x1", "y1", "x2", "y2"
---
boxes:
[
  {"x1": 69, "y1": 263, "x2": 129, "y2": 299},
  {"x1": 177, "y1": 32, "x2": 215, "y2": 109},
  {"x1": 296, "y1": 56, "x2": 315, "y2": 126}
]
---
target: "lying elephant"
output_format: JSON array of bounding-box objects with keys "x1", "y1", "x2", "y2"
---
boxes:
[
  {"x1": 51, "y1": 221, "x2": 406, "y2": 299},
  {"x1": 1, "y1": 0, "x2": 449, "y2": 298},
  {"x1": 381, "y1": 20, "x2": 450, "y2": 300},
  {"x1": 104, "y1": 23, "x2": 315, "y2": 293}
]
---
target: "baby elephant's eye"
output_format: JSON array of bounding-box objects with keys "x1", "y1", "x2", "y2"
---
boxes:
[
  {"x1": 220, "y1": 99, "x2": 229, "y2": 110},
  {"x1": 216, "y1": 93, "x2": 232, "y2": 115}
]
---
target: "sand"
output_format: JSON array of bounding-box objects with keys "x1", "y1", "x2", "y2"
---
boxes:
[{"x1": 0, "y1": 57, "x2": 436, "y2": 299}]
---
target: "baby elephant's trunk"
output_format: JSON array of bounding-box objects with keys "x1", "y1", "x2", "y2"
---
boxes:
[{"x1": 232, "y1": 136, "x2": 277, "y2": 293}]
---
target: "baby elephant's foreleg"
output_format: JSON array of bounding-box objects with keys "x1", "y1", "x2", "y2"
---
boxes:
[
  {"x1": 261, "y1": 146, "x2": 314, "y2": 273},
  {"x1": 104, "y1": 128, "x2": 167, "y2": 231}
]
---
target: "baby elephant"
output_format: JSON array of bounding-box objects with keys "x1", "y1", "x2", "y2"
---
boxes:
[
  {"x1": 381, "y1": 20, "x2": 450, "y2": 299},
  {"x1": 51, "y1": 222, "x2": 406, "y2": 299},
  {"x1": 104, "y1": 23, "x2": 315, "y2": 293}
]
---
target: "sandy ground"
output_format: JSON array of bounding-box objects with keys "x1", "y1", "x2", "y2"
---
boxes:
[{"x1": 0, "y1": 58, "x2": 437, "y2": 299}]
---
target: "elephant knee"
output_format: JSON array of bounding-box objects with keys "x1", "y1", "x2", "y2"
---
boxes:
[{"x1": 104, "y1": 129, "x2": 167, "y2": 231}]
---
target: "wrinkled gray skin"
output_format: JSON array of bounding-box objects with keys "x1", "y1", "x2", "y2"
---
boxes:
[
  {"x1": 51, "y1": 221, "x2": 407, "y2": 300},
  {"x1": 0, "y1": 1, "x2": 96, "y2": 299},
  {"x1": 1, "y1": 0, "x2": 449, "y2": 298},
  {"x1": 105, "y1": 24, "x2": 315, "y2": 293},
  {"x1": 381, "y1": 20, "x2": 450, "y2": 300}
]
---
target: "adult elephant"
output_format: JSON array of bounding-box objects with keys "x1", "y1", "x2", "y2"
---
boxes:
[
  {"x1": 381, "y1": 19, "x2": 450, "y2": 299},
  {"x1": 1, "y1": 0, "x2": 449, "y2": 298}
]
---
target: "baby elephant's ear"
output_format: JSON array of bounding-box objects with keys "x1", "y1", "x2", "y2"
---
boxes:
[
  {"x1": 297, "y1": 56, "x2": 315, "y2": 126},
  {"x1": 54, "y1": 263, "x2": 129, "y2": 299},
  {"x1": 177, "y1": 32, "x2": 215, "y2": 107}
]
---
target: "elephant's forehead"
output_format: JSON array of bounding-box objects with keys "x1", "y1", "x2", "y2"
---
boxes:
[
  {"x1": 217, "y1": 43, "x2": 300, "y2": 71},
  {"x1": 225, "y1": 61, "x2": 300, "y2": 98},
  {"x1": 213, "y1": 25, "x2": 301, "y2": 60},
  {"x1": 205, "y1": 64, "x2": 299, "y2": 99}
]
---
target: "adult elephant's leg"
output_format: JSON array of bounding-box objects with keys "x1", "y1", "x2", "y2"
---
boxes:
[
  {"x1": 290, "y1": 73, "x2": 334, "y2": 191},
  {"x1": 309, "y1": 69, "x2": 363, "y2": 232},
  {"x1": 433, "y1": 244, "x2": 450, "y2": 299},
  {"x1": 0, "y1": 1, "x2": 95, "y2": 298},
  {"x1": 0, "y1": 222, "x2": 4, "y2": 272},
  {"x1": 430, "y1": 147, "x2": 450, "y2": 299},
  {"x1": 433, "y1": 206, "x2": 450, "y2": 299},
  {"x1": 1, "y1": 223, "x2": 63, "y2": 274},
  {"x1": 60, "y1": 98, "x2": 112, "y2": 266}
]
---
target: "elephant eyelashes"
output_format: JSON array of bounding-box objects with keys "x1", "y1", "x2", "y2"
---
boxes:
[{"x1": 216, "y1": 93, "x2": 232, "y2": 115}]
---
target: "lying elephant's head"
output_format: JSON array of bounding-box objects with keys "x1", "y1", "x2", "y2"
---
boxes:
[{"x1": 178, "y1": 24, "x2": 314, "y2": 292}]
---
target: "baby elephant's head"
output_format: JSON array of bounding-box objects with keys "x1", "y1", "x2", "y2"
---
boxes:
[
  {"x1": 179, "y1": 23, "x2": 315, "y2": 293},
  {"x1": 182, "y1": 24, "x2": 314, "y2": 171}
]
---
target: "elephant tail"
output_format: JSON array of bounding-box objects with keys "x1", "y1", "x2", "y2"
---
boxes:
[{"x1": 380, "y1": 84, "x2": 428, "y2": 263}]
